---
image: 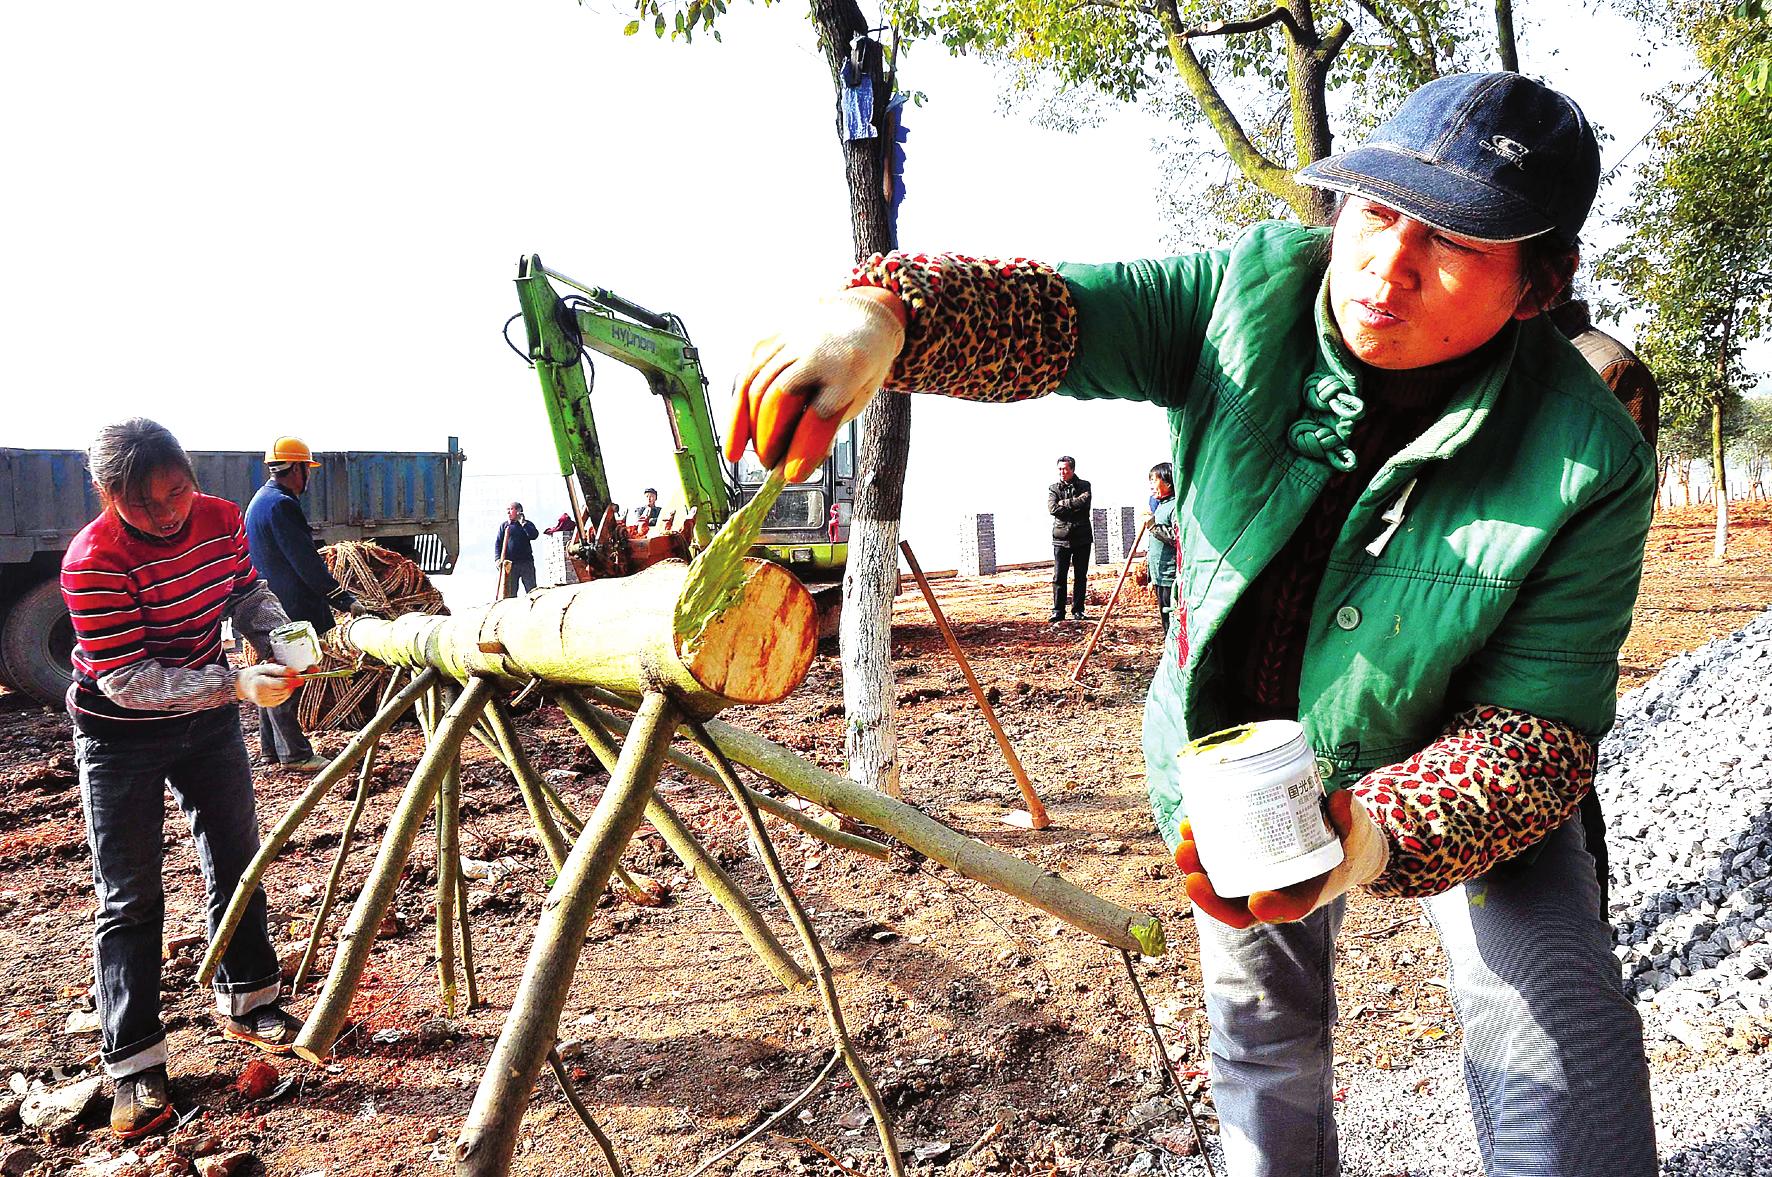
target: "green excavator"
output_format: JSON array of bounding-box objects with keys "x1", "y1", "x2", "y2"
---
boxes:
[{"x1": 509, "y1": 255, "x2": 854, "y2": 629}]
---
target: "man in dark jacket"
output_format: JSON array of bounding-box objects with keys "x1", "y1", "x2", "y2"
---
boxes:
[
  {"x1": 245, "y1": 436, "x2": 362, "y2": 771},
  {"x1": 495, "y1": 502, "x2": 540, "y2": 598},
  {"x1": 1048, "y1": 455, "x2": 1093, "y2": 623}
]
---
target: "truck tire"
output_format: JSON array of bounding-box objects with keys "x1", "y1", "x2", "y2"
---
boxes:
[{"x1": 0, "y1": 577, "x2": 76, "y2": 707}]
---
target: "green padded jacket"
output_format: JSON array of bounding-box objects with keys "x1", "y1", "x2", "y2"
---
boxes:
[{"x1": 1052, "y1": 222, "x2": 1656, "y2": 849}]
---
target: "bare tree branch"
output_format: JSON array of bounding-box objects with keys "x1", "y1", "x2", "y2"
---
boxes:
[
  {"x1": 1319, "y1": 17, "x2": 1353, "y2": 64},
  {"x1": 1178, "y1": 5, "x2": 1300, "y2": 41}
]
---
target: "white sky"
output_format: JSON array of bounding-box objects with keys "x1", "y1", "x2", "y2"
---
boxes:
[{"x1": 2, "y1": 1, "x2": 1699, "y2": 582}]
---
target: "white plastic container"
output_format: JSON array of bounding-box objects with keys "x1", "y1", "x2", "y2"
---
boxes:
[
  {"x1": 269, "y1": 620, "x2": 322, "y2": 673},
  {"x1": 1175, "y1": 720, "x2": 1344, "y2": 898}
]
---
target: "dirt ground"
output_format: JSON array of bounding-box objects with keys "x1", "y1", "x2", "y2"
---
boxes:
[{"x1": 2, "y1": 501, "x2": 1770, "y2": 1176}]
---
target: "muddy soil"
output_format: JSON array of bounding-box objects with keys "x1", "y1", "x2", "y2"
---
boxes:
[{"x1": 2, "y1": 502, "x2": 1769, "y2": 1176}]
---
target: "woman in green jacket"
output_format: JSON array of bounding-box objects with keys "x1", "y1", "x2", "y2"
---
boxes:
[{"x1": 728, "y1": 73, "x2": 1655, "y2": 1176}]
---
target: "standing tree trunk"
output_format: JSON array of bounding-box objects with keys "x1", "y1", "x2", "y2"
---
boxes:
[
  {"x1": 812, "y1": 0, "x2": 905, "y2": 795},
  {"x1": 1711, "y1": 392, "x2": 1730, "y2": 562},
  {"x1": 1284, "y1": 1, "x2": 1338, "y2": 224},
  {"x1": 1494, "y1": 0, "x2": 1520, "y2": 72}
]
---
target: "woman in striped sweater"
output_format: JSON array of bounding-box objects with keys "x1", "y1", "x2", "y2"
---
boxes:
[{"x1": 61, "y1": 419, "x2": 307, "y2": 1139}]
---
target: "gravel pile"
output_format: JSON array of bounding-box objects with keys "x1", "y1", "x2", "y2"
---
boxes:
[{"x1": 1598, "y1": 607, "x2": 1772, "y2": 1044}]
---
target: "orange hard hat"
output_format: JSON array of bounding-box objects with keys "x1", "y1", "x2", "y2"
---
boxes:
[{"x1": 265, "y1": 436, "x2": 321, "y2": 467}]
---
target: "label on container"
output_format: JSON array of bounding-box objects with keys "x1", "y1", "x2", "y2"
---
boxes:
[
  {"x1": 1177, "y1": 720, "x2": 1344, "y2": 897},
  {"x1": 1231, "y1": 769, "x2": 1337, "y2": 862}
]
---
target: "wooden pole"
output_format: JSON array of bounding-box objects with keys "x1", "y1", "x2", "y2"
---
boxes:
[
  {"x1": 899, "y1": 540, "x2": 1050, "y2": 830},
  {"x1": 578, "y1": 695, "x2": 890, "y2": 861},
  {"x1": 454, "y1": 691, "x2": 679, "y2": 1177},
  {"x1": 198, "y1": 668, "x2": 438, "y2": 987},
  {"x1": 437, "y1": 744, "x2": 464, "y2": 1016},
  {"x1": 484, "y1": 698, "x2": 573, "y2": 870},
  {"x1": 684, "y1": 716, "x2": 906, "y2": 1177},
  {"x1": 456, "y1": 869, "x2": 479, "y2": 1010},
  {"x1": 553, "y1": 691, "x2": 811, "y2": 991},
  {"x1": 291, "y1": 672, "x2": 405, "y2": 993},
  {"x1": 294, "y1": 675, "x2": 495, "y2": 1062},
  {"x1": 1070, "y1": 517, "x2": 1152, "y2": 684},
  {"x1": 579, "y1": 689, "x2": 1164, "y2": 957}
]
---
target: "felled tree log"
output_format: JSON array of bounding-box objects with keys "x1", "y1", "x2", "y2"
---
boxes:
[{"x1": 338, "y1": 559, "x2": 816, "y2": 714}]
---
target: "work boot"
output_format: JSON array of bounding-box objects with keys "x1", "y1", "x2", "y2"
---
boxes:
[
  {"x1": 1072, "y1": 612, "x2": 1088, "y2": 621},
  {"x1": 223, "y1": 1003, "x2": 301, "y2": 1054},
  {"x1": 111, "y1": 1065, "x2": 173, "y2": 1141},
  {"x1": 1048, "y1": 614, "x2": 1064, "y2": 625},
  {"x1": 281, "y1": 754, "x2": 329, "y2": 774}
]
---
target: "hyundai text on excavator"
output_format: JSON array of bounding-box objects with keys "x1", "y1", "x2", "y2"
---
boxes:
[{"x1": 510, "y1": 255, "x2": 855, "y2": 632}]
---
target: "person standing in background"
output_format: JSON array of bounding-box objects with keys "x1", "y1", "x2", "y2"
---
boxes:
[
  {"x1": 245, "y1": 436, "x2": 364, "y2": 772},
  {"x1": 1146, "y1": 462, "x2": 1178, "y2": 637},
  {"x1": 1548, "y1": 295, "x2": 1659, "y2": 453},
  {"x1": 1047, "y1": 456, "x2": 1093, "y2": 623},
  {"x1": 495, "y1": 502, "x2": 539, "y2": 598}
]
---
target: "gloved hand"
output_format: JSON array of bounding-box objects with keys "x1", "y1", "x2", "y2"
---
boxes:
[
  {"x1": 1175, "y1": 790, "x2": 1391, "y2": 928},
  {"x1": 724, "y1": 288, "x2": 906, "y2": 483},
  {"x1": 235, "y1": 664, "x2": 300, "y2": 707},
  {"x1": 347, "y1": 599, "x2": 377, "y2": 619}
]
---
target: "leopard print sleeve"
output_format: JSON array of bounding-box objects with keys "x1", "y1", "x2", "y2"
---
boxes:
[
  {"x1": 846, "y1": 252, "x2": 1079, "y2": 402},
  {"x1": 1351, "y1": 705, "x2": 1596, "y2": 899}
]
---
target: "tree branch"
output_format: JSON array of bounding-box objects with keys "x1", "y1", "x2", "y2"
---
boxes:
[
  {"x1": 1178, "y1": 4, "x2": 1299, "y2": 41},
  {"x1": 1318, "y1": 17, "x2": 1353, "y2": 65},
  {"x1": 1153, "y1": 0, "x2": 1309, "y2": 214}
]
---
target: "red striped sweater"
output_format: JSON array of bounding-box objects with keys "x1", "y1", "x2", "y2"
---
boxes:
[{"x1": 61, "y1": 494, "x2": 263, "y2": 731}]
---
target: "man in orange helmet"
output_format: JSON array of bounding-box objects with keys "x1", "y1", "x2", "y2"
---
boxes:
[{"x1": 244, "y1": 437, "x2": 366, "y2": 771}]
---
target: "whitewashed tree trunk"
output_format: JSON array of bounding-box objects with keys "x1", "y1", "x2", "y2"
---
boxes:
[{"x1": 842, "y1": 511, "x2": 902, "y2": 797}]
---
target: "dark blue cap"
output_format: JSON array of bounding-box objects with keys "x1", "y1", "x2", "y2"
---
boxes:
[{"x1": 1298, "y1": 72, "x2": 1600, "y2": 245}]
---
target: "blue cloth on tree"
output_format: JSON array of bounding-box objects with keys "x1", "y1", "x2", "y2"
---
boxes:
[{"x1": 841, "y1": 60, "x2": 875, "y2": 141}]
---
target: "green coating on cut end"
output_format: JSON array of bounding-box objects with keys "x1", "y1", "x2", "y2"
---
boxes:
[
  {"x1": 1129, "y1": 918, "x2": 1166, "y2": 958},
  {"x1": 674, "y1": 469, "x2": 787, "y2": 646}
]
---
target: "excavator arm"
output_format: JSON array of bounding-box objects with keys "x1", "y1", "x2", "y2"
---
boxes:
[{"x1": 514, "y1": 255, "x2": 729, "y2": 559}]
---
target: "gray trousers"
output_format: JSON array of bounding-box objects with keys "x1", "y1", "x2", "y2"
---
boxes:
[
  {"x1": 257, "y1": 694, "x2": 313, "y2": 763},
  {"x1": 1198, "y1": 818, "x2": 1655, "y2": 1176}
]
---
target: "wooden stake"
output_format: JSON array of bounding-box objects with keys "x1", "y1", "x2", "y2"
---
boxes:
[
  {"x1": 484, "y1": 698, "x2": 572, "y2": 871},
  {"x1": 547, "y1": 1047, "x2": 626, "y2": 1177},
  {"x1": 437, "y1": 740, "x2": 464, "y2": 1017},
  {"x1": 576, "y1": 695, "x2": 890, "y2": 861},
  {"x1": 198, "y1": 668, "x2": 438, "y2": 987},
  {"x1": 684, "y1": 716, "x2": 906, "y2": 1177},
  {"x1": 454, "y1": 691, "x2": 678, "y2": 1177},
  {"x1": 576, "y1": 695, "x2": 1165, "y2": 957},
  {"x1": 292, "y1": 673, "x2": 404, "y2": 993},
  {"x1": 553, "y1": 691, "x2": 811, "y2": 992},
  {"x1": 1070, "y1": 517, "x2": 1152, "y2": 684},
  {"x1": 294, "y1": 675, "x2": 495, "y2": 1062},
  {"x1": 899, "y1": 540, "x2": 1050, "y2": 830},
  {"x1": 456, "y1": 868, "x2": 479, "y2": 1010}
]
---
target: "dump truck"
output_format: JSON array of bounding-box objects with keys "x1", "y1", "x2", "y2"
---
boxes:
[{"x1": 0, "y1": 439, "x2": 465, "y2": 705}]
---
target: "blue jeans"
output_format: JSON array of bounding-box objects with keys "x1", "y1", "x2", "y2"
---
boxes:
[
  {"x1": 75, "y1": 707, "x2": 282, "y2": 1078},
  {"x1": 1198, "y1": 818, "x2": 1655, "y2": 1176}
]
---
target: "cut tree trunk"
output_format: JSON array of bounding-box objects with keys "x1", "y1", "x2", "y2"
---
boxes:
[{"x1": 338, "y1": 560, "x2": 816, "y2": 713}]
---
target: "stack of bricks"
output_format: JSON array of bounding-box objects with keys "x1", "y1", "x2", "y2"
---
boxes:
[
  {"x1": 1091, "y1": 508, "x2": 1110, "y2": 565},
  {"x1": 958, "y1": 513, "x2": 997, "y2": 577}
]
